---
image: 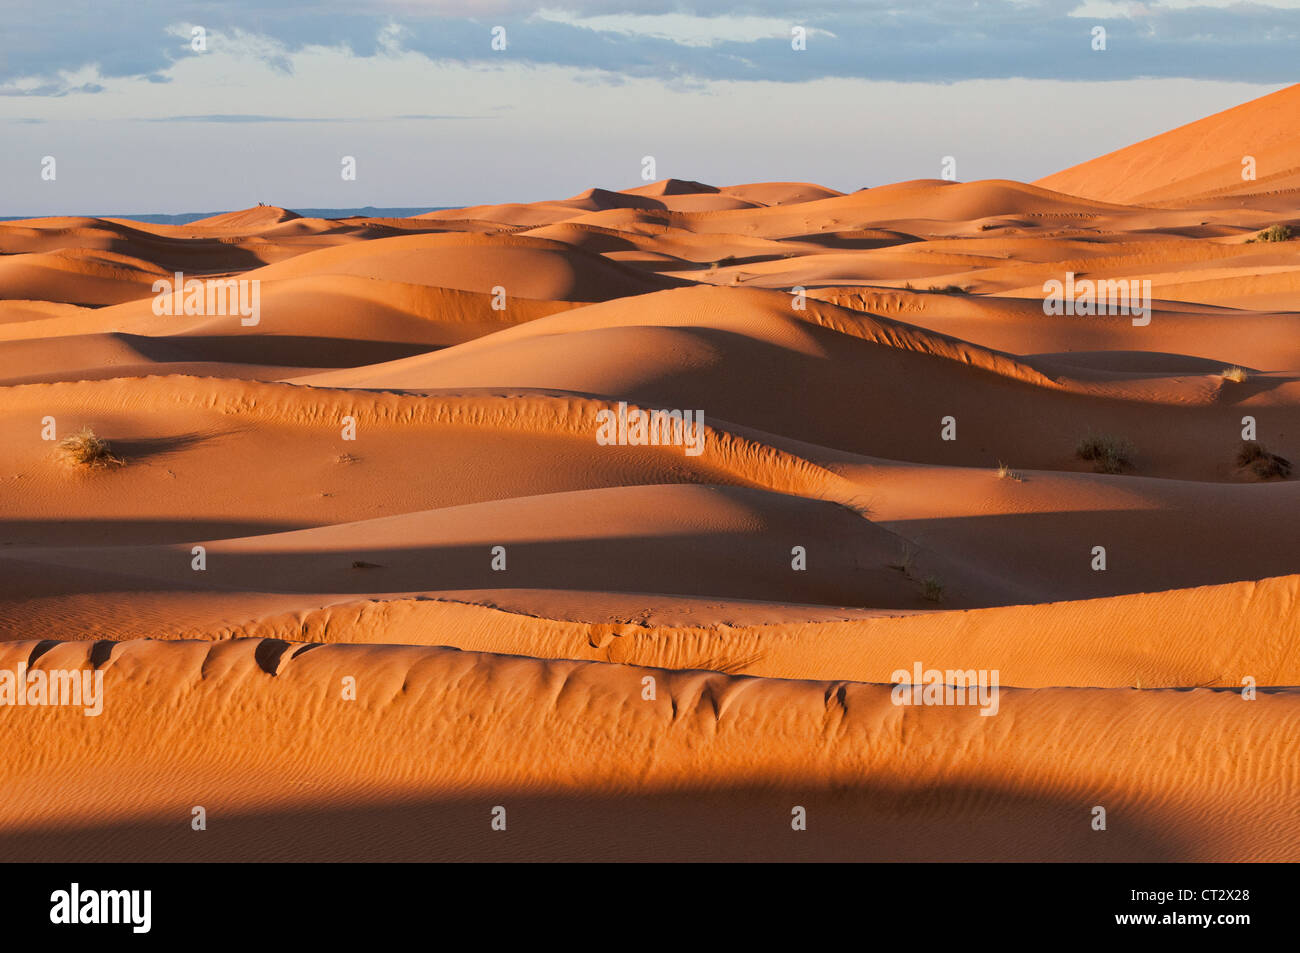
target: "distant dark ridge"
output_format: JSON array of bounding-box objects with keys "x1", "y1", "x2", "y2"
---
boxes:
[{"x1": 0, "y1": 206, "x2": 451, "y2": 225}]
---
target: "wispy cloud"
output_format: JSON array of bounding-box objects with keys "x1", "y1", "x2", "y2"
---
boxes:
[
  {"x1": 1, "y1": 1, "x2": 1297, "y2": 96},
  {"x1": 135, "y1": 113, "x2": 488, "y2": 122}
]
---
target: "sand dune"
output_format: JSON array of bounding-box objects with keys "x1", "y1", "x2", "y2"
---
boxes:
[
  {"x1": 296, "y1": 285, "x2": 1299, "y2": 482},
  {"x1": 196, "y1": 572, "x2": 1300, "y2": 690},
  {"x1": 248, "y1": 231, "x2": 690, "y2": 301},
  {"x1": 3, "y1": 87, "x2": 1298, "y2": 861},
  {"x1": 188, "y1": 206, "x2": 303, "y2": 229},
  {"x1": 1038, "y1": 83, "x2": 1300, "y2": 206},
  {"x1": 1, "y1": 637, "x2": 1296, "y2": 861}
]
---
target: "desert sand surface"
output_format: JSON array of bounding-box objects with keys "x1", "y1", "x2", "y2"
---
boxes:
[{"x1": 2, "y1": 86, "x2": 1298, "y2": 862}]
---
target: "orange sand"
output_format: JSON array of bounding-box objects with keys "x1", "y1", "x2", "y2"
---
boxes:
[{"x1": 2, "y1": 85, "x2": 1298, "y2": 861}]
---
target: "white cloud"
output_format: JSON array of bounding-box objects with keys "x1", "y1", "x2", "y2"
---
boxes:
[{"x1": 532, "y1": 9, "x2": 835, "y2": 46}]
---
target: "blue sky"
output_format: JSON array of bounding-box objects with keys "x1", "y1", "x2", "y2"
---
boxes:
[{"x1": 1, "y1": 1, "x2": 1295, "y2": 214}]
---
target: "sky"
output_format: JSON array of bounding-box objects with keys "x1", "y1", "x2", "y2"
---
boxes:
[{"x1": 1, "y1": 0, "x2": 1296, "y2": 215}]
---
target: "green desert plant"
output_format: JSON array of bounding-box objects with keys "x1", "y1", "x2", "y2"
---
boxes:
[
  {"x1": 57, "y1": 427, "x2": 122, "y2": 469},
  {"x1": 1076, "y1": 432, "x2": 1135, "y2": 474},
  {"x1": 1246, "y1": 223, "x2": 1293, "y2": 243}
]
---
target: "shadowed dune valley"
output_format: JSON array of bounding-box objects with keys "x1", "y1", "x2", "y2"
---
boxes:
[{"x1": 3, "y1": 70, "x2": 1300, "y2": 890}]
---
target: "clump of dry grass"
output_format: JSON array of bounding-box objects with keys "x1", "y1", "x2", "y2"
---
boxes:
[
  {"x1": 996, "y1": 461, "x2": 1023, "y2": 482},
  {"x1": 1076, "y1": 432, "x2": 1135, "y2": 474},
  {"x1": 1237, "y1": 440, "x2": 1292, "y2": 479},
  {"x1": 57, "y1": 427, "x2": 122, "y2": 469},
  {"x1": 1220, "y1": 366, "x2": 1249, "y2": 383},
  {"x1": 889, "y1": 540, "x2": 918, "y2": 576},
  {"x1": 920, "y1": 575, "x2": 945, "y2": 603},
  {"x1": 888, "y1": 541, "x2": 944, "y2": 601}
]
